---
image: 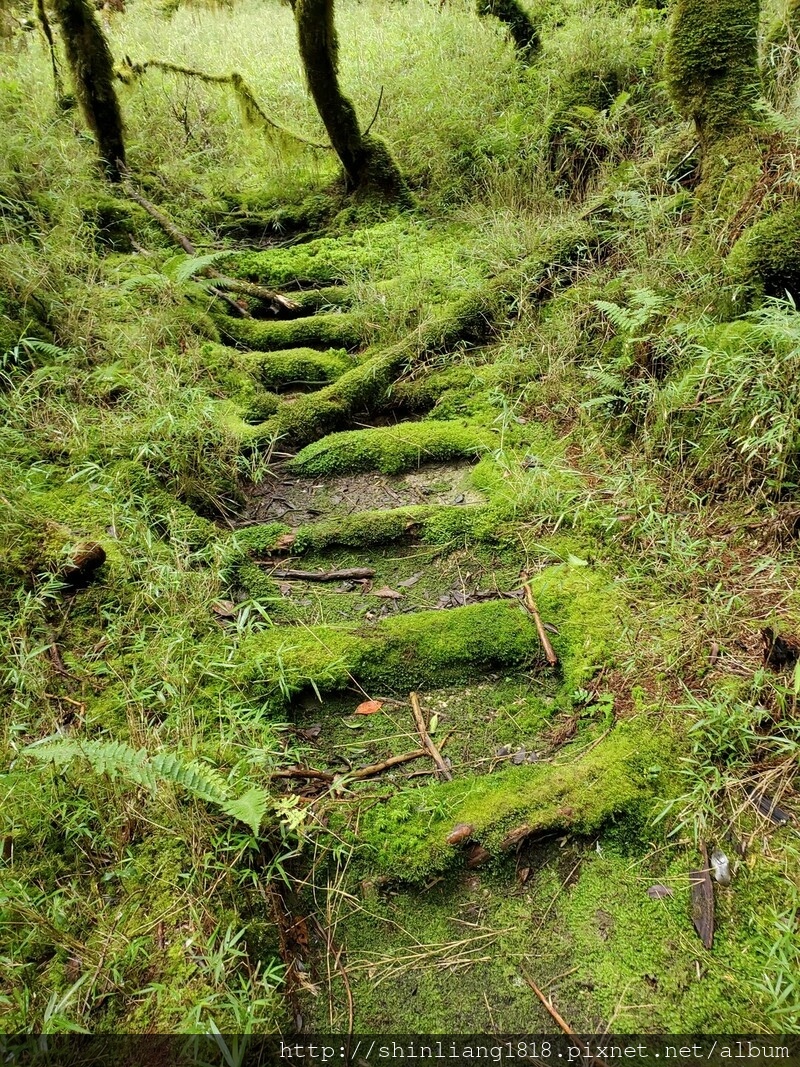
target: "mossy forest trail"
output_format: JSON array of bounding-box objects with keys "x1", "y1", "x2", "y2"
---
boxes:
[{"x1": 199, "y1": 219, "x2": 773, "y2": 1034}]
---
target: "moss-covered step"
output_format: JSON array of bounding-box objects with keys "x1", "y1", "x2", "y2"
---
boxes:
[
  {"x1": 225, "y1": 219, "x2": 411, "y2": 287},
  {"x1": 288, "y1": 421, "x2": 495, "y2": 476},
  {"x1": 235, "y1": 564, "x2": 620, "y2": 699},
  {"x1": 292, "y1": 503, "x2": 486, "y2": 550},
  {"x1": 236, "y1": 599, "x2": 543, "y2": 700},
  {"x1": 240, "y1": 347, "x2": 354, "y2": 391},
  {"x1": 217, "y1": 312, "x2": 364, "y2": 352},
  {"x1": 352, "y1": 719, "x2": 665, "y2": 880}
]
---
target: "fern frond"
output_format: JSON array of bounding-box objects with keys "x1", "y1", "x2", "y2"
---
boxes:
[{"x1": 23, "y1": 739, "x2": 269, "y2": 835}]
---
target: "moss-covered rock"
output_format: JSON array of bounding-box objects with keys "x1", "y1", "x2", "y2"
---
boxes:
[
  {"x1": 726, "y1": 203, "x2": 800, "y2": 301},
  {"x1": 289, "y1": 420, "x2": 494, "y2": 477}
]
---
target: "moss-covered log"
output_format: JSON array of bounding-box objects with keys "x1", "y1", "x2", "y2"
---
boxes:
[
  {"x1": 294, "y1": 0, "x2": 407, "y2": 198},
  {"x1": 218, "y1": 311, "x2": 364, "y2": 352},
  {"x1": 356, "y1": 721, "x2": 662, "y2": 880},
  {"x1": 50, "y1": 0, "x2": 126, "y2": 180},
  {"x1": 237, "y1": 599, "x2": 543, "y2": 699},
  {"x1": 241, "y1": 347, "x2": 353, "y2": 390},
  {"x1": 476, "y1": 0, "x2": 539, "y2": 60},
  {"x1": 289, "y1": 420, "x2": 493, "y2": 476},
  {"x1": 664, "y1": 0, "x2": 761, "y2": 151}
]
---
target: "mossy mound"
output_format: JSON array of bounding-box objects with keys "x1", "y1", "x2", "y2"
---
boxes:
[
  {"x1": 241, "y1": 346, "x2": 353, "y2": 391},
  {"x1": 355, "y1": 720, "x2": 665, "y2": 880},
  {"x1": 226, "y1": 219, "x2": 413, "y2": 287},
  {"x1": 218, "y1": 311, "x2": 364, "y2": 352},
  {"x1": 289, "y1": 421, "x2": 494, "y2": 476},
  {"x1": 235, "y1": 600, "x2": 544, "y2": 700},
  {"x1": 726, "y1": 204, "x2": 800, "y2": 302}
]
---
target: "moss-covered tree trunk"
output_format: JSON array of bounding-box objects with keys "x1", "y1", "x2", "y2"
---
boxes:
[
  {"x1": 50, "y1": 0, "x2": 126, "y2": 181},
  {"x1": 664, "y1": 0, "x2": 761, "y2": 154},
  {"x1": 294, "y1": 0, "x2": 406, "y2": 199},
  {"x1": 476, "y1": 0, "x2": 539, "y2": 60}
]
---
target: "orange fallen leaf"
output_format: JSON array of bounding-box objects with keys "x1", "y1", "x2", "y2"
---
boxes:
[{"x1": 354, "y1": 699, "x2": 384, "y2": 716}]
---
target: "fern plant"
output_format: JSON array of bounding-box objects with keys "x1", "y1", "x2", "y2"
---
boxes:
[{"x1": 24, "y1": 738, "x2": 269, "y2": 836}]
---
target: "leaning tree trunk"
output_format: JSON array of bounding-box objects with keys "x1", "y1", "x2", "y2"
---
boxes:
[
  {"x1": 476, "y1": 0, "x2": 539, "y2": 60},
  {"x1": 50, "y1": 0, "x2": 126, "y2": 181},
  {"x1": 664, "y1": 0, "x2": 761, "y2": 157},
  {"x1": 294, "y1": 0, "x2": 406, "y2": 199}
]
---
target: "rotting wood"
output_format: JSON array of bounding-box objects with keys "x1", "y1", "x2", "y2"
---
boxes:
[
  {"x1": 500, "y1": 823, "x2": 533, "y2": 851},
  {"x1": 272, "y1": 748, "x2": 428, "y2": 785},
  {"x1": 410, "y1": 691, "x2": 453, "y2": 781},
  {"x1": 520, "y1": 572, "x2": 558, "y2": 667},
  {"x1": 261, "y1": 567, "x2": 376, "y2": 582}
]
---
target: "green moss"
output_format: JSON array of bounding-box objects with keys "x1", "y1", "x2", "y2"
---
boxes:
[
  {"x1": 726, "y1": 203, "x2": 800, "y2": 301},
  {"x1": 293, "y1": 504, "x2": 485, "y2": 551},
  {"x1": 253, "y1": 284, "x2": 516, "y2": 447},
  {"x1": 289, "y1": 420, "x2": 494, "y2": 476},
  {"x1": 217, "y1": 311, "x2": 364, "y2": 352},
  {"x1": 227, "y1": 219, "x2": 412, "y2": 286},
  {"x1": 356, "y1": 720, "x2": 665, "y2": 878},
  {"x1": 236, "y1": 599, "x2": 543, "y2": 700},
  {"x1": 664, "y1": 0, "x2": 761, "y2": 146},
  {"x1": 391, "y1": 366, "x2": 476, "y2": 412},
  {"x1": 527, "y1": 562, "x2": 622, "y2": 694},
  {"x1": 240, "y1": 346, "x2": 352, "y2": 390}
]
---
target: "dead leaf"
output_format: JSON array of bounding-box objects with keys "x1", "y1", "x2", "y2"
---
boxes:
[
  {"x1": 646, "y1": 884, "x2": 674, "y2": 900},
  {"x1": 372, "y1": 586, "x2": 403, "y2": 599},
  {"x1": 398, "y1": 573, "x2": 423, "y2": 588},
  {"x1": 211, "y1": 600, "x2": 236, "y2": 618},
  {"x1": 354, "y1": 699, "x2": 383, "y2": 716},
  {"x1": 690, "y1": 844, "x2": 715, "y2": 949}
]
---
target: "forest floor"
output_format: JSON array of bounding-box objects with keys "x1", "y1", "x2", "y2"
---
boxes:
[{"x1": 1, "y1": 0, "x2": 800, "y2": 1038}]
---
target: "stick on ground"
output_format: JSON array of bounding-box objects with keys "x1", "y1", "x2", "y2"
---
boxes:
[
  {"x1": 263, "y1": 567, "x2": 376, "y2": 582},
  {"x1": 521, "y1": 573, "x2": 558, "y2": 667},
  {"x1": 410, "y1": 691, "x2": 453, "y2": 781}
]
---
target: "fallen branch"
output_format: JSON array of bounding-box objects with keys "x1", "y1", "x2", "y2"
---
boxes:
[
  {"x1": 352, "y1": 748, "x2": 427, "y2": 780},
  {"x1": 272, "y1": 748, "x2": 427, "y2": 785},
  {"x1": 410, "y1": 691, "x2": 452, "y2": 781},
  {"x1": 520, "y1": 573, "x2": 558, "y2": 667},
  {"x1": 264, "y1": 567, "x2": 376, "y2": 582}
]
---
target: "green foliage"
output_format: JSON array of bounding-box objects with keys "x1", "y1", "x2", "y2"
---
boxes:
[
  {"x1": 23, "y1": 738, "x2": 270, "y2": 834},
  {"x1": 649, "y1": 301, "x2": 800, "y2": 496}
]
